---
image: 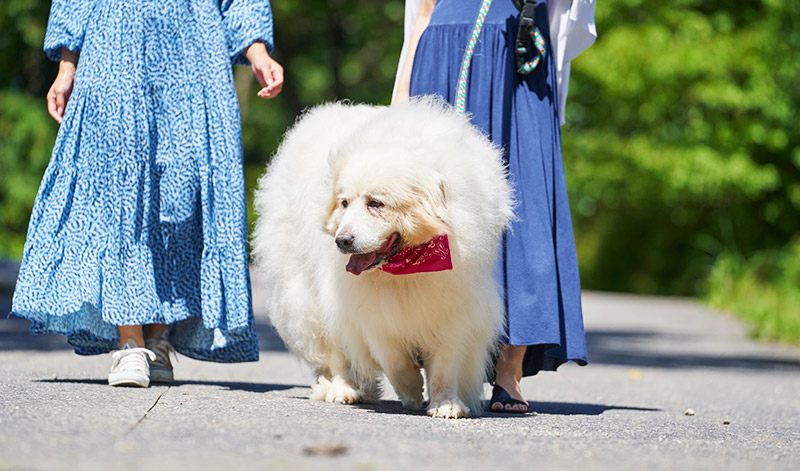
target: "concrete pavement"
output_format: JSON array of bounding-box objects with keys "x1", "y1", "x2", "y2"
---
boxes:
[{"x1": 1, "y1": 270, "x2": 799, "y2": 470}]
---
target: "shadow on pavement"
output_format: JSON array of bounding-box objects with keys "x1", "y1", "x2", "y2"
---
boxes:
[
  {"x1": 351, "y1": 400, "x2": 658, "y2": 417},
  {"x1": 586, "y1": 329, "x2": 800, "y2": 371},
  {"x1": 34, "y1": 378, "x2": 305, "y2": 393},
  {"x1": 529, "y1": 401, "x2": 660, "y2": 416},
  {"x1": 172, "y1": 380, "x2": 306, "y2": 393},
  {"x1": 352, "y1": 400, "x2": 427, "y2": 416}
]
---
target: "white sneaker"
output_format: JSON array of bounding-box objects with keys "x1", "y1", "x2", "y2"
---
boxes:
[
  {"x1": 145, "y1": 337, "x2": 176, "y2": 384},
  {"x1": 108, "y1": 339, "x2": 156, "y2": 388}
]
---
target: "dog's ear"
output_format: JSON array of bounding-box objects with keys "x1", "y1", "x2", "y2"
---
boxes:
[
  {"x1": 323, "y1": 189, "x2": 341, "y2": 236},
  {"x1": 437, "y1": 173, "x2": 447, "y2": 207},
  {"x1": 403, "y1": 172, "x2": 449, "y2": 244},
  {"x1": 322, "y1": 150, "x2": 345, "y2": 236},
  {"x1": 427, "y1": 171, "x2": 448, "y2": 222}
]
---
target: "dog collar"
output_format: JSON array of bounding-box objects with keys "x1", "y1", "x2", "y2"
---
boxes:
[{"x1": 379, "y1": 234, "x2": 453, "y2": 275}]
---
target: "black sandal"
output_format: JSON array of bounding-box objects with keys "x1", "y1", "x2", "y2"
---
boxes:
[{"x1": 489, "y1": 384, "x2": 529, "y2": 413}]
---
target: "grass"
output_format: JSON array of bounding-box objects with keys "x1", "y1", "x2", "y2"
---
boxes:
[{"x1": 705, "y1": 241, "x2": 800, "y2": 346}]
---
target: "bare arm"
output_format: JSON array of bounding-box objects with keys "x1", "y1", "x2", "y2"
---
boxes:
[
  {"x1": 47, "y1": 47, "x2": 79, "y2": 123},
  {"x1": 393, "y1": 0, "x2": 436, "y2": 104}
]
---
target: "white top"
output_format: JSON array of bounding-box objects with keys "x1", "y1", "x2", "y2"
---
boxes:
[{"x1": 392, "y1": 0, "x2": 597, "y2": 126}]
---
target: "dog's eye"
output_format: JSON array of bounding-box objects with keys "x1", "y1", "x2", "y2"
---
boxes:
[
  {"x1": 341, "y1": 199, "x2": 348, "y2": 209},
  {"x1": 367, "y1": 200, "x2": 384, "y2": 209}
]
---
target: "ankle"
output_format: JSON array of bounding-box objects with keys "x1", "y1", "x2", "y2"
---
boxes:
[
  {"x1": 120, "y1": 337, "x2": 144, "y2": 349},
  {"x1": 143, "y1": 324, "x2": 169, "y2": 340},
  {"x1": 495, "y1": 372, "x2": 520, "y2": 388}
]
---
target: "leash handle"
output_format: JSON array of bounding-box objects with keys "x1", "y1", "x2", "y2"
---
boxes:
[{"x1": 513, "y1": 0, "x2": 546, "y2": 75}]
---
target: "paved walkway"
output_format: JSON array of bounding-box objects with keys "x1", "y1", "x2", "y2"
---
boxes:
[{"x1": 1, "y1": 269, "x2": 799, "y2": 470}]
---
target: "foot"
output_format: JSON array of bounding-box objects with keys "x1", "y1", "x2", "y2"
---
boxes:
[
  {"x1": 144, "y1": 336, "x2": 175, "y2": 384},
  {"x1": 489, "y1": 383, "x2": 529, "y2": 413},
  {"x1": 108, "y1": 339, "x2": 156, "y2": 388}
]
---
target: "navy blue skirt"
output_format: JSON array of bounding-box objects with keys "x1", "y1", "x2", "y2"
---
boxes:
[{"x1": 410, "y1": 0, "x2": 587, "y2": 376}]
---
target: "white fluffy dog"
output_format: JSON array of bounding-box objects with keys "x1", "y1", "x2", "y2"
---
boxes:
[{"x1": 252, "y1": 98, "x2": 513, "y2": 418}]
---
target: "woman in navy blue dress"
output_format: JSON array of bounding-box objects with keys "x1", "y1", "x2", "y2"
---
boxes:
[
  {"x1": 12, "y1": 0, "x2": 283, "y2": 387},
  {"x1": 395, "y1": 0, "x2": 592, "y2": 412}
]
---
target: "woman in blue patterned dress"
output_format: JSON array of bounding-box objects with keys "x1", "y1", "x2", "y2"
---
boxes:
[
  {"x1": 395, "y1": 0, "x2": 595, "y2": 412},
  {"x1": 11, "y1": 0, "x2": 283, "y2": 387}
]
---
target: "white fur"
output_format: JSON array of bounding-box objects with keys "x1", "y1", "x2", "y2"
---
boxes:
[{"x1": 252, "y1": 98, "x2": 514, "y2": 418}]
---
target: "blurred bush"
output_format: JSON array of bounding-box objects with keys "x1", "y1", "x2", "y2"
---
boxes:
[
  {"x1": 564, "y1": 0, "x2": 800, "y2": 297},
  {"x1": 707, "y1": 240, "x2": 800, "y2": 344},
  {"x1": 0, "y1": 90, "x2": 57, "y2": 257},
  {"x1": 0, "y1": 0, "x2": 58, "y2": 259}
]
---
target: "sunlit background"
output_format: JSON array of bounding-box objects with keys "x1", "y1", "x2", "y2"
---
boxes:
[{"x1": 1, "y1": 0, "x2": 798, "y2": 344}]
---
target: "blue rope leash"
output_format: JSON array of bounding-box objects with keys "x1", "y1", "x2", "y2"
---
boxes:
[{"x1": 455, "y1": 0, "x2": 494, "y2": 115}]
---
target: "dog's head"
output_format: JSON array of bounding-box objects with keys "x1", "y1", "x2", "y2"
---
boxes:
[{"x1": 324, "y1": 148, "x2": 449, "y2": 275}]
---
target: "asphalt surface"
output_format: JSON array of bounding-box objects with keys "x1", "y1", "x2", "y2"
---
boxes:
[{"x1": 1, "y1": 267, "x2": 799, "y2": 470}]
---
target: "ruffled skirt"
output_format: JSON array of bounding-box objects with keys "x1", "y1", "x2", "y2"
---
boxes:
[{"x1": 12, "y1": 0, "x2": 258, "y2": 362}]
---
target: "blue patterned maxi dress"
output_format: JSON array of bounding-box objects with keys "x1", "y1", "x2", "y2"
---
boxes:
[
  {"x1": 410, "y1": 0, "x2": 588, "y2": 376},
  {"x1": 10, "y1": 0, "x2": 274, "y2": 362}
]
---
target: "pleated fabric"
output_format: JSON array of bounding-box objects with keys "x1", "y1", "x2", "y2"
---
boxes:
[
  {"x1": 11, "y1": 0, "x2": 274, "y2": 362},
  {"x1": 409, "y1": 0, "x2": 587, "y2": 375}
]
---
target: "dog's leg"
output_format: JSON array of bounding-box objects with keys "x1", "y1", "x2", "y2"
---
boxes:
[
  {"x1": 455, "y1": 337, "x2": 493, "y2": 416},
  {"x1": 424, "y1": 334, "x2": 491, "y2": 419},
  {"x1": 309, "y1": 348, "x2": 364, "y2": 404},
  {"x1": 373, "y1": 345, "x2": 424, "y2": 410}
]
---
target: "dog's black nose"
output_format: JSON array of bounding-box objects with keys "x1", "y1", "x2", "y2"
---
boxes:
[{"x1": 336, "y1": 233, "x2": 355, "y2": 251}]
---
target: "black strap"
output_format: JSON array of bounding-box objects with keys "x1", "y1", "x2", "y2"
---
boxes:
[{"x1": 515, "y1": 0, "x2": 538, "y2": 55}]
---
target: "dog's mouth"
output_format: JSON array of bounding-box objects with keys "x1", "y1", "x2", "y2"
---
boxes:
[{"x1": 345, "y1": 232, "x2": 402, "y2": 275}]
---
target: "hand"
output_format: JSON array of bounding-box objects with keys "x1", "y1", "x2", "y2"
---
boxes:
[
  {"x1": 47, "y1": 47, "x2": 79, "y2": 123},
  {"x1": 245, "y1": 41, "x2": 284, "y2": 99}
]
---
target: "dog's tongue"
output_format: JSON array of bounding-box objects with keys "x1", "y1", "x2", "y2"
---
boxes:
[
  {"x1": 345, "y1": 234, "x2": 400, "y2": 275},
  {"x1": 346, "y1": 252, "x2": 377, "y2": 275}
]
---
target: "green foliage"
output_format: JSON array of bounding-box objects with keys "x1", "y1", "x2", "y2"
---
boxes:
[
  {"x1": 239, "y1": 0, "x2": 404, "y2": 170},
  {"x1": 0, "y1": 90, "x2": 58, "y2": 258},
  {"x1": 564, "y1": 0, "x2": 800, "y2": 294},
  {"x1": 0, "y1": 0, "x2": 55, "y2": 94},
  {"x1": 706, "y1": 241, "x2": 800, "y2": 344}
]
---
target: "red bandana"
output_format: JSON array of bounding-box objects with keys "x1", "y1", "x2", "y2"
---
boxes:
[{"x1": 379, "y1": 234, "x2": 453, "y2": 275}]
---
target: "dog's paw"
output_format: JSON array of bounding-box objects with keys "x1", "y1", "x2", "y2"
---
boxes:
[
  {"x1": 399, "y1": 393, "x2": 425, "y2": 410},
  {"x1": 312, "y1": 377, "x2": 363, "y2": 404},
  {"x1": 327, "y1": 383, "x2": 363, "y2": 404},
  {"x1": 309, "y1": 377, "x2": 331, "y2": 401},
  {"x1": 427, "y1": 398, "x2": 470, "y2": 419}
]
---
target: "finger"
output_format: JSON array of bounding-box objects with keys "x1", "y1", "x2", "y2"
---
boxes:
[
  {"x1": 47, "y1": 90, "x2": 59, "y2": 121},
  {"x1": 47, "y1": 90, "x2": 63, "y2": 123},
  {"x1": 256, "y1": 87, "x2": 275, "y2": 99},
  {"x1": 253, "y1": 67, "x2": 268, "y2": 89},
  {"x1": 55, "y1": 90, "x2": 66, "y2": 122},
  {"x1": 257, "y1": 83, "x2": 284, "y2": 99},
  {"x1": 269, "y1": 65, "x2": 284, "y2": 88}
]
